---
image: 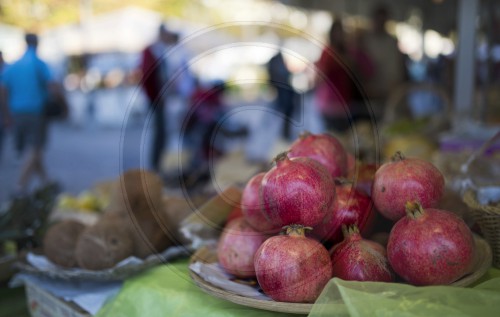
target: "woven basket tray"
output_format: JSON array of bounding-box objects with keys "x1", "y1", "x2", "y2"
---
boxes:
[
  {"x1": 189, "y1": 246, "x2": 314, "y2": 314},
  {"x1": 189, "y1": 235, "x2": 492, "y2": 314},
  {"x1": 463, "y1": 188, "x2": 500, "y2": 268}
]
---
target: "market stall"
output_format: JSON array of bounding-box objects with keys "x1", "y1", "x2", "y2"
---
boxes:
[
  {"x1": 2, "y1": 123, "x2": 499, "y2": 317},
  {"x1": 2, "y1": 1, "x2": 500, "y2": 315}
]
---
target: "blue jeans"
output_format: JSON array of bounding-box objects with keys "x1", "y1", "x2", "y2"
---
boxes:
[{"x1": 150, "y1": 102, "x2": 166, "y2": 172}]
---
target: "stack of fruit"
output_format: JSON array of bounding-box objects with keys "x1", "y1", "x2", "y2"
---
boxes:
[
  {"x1": 216, "y1": 132, "x2": 476, "y2": 303},
  {"x1": 43, "y1": 169, "x2": 181, "y2": 270}
]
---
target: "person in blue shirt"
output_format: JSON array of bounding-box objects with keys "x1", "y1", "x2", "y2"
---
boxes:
[{"x1": 0, "y1": 33, "x2": 54, "y2": 195}]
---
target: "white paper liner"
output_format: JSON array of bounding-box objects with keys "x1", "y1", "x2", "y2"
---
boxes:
[
  {"x1": 15, "y1": 245, "x2": 189, "y2": 281},
  {"x1": 189, "y1": 261, "x2": 270, "y2": 301}
]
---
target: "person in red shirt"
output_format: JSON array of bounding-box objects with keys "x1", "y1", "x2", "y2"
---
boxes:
[
  {"x1": 314, "y1": 20, "x2": 355, "y2": 133},
  {"x1": 139, "y1": 25, "x2": 176, "y2": 172}
]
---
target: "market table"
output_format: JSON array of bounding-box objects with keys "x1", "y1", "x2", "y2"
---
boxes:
[
  {"x1": 94, "y1": 258, "x2": 500, "y2": 317},
  {"x1": 95, "y1": 259, "x2": 295, "y2": 317}
]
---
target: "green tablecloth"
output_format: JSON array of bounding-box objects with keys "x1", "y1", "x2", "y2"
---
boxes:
[
  {"x1": 471, "y1": 267, "x2": 500, "y2": 285},
  {"x1": 96, "y1": 259, "x2": 500, "y2": 317},
  {"x1": 96, "y1": 259, "x2": 296, "y2": 317}
]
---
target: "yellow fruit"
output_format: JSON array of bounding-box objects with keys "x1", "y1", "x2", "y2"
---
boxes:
[
  {"x1": 383, "y1": 135, "x2": 436, "y2": 161},
  {"x1": 57, "y1": 194, "x2": 79, "y2": 210},
  {"x1": 77, "y1": 192, "x2": 101, "y2": 212}
]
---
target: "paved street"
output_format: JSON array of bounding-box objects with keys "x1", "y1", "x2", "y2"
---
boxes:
[
  {"x1": 0, "y1": 121, "x2": 144, "y2": 204},
  {"x1": 0, "y1": 89, "x2": 325, "y2": 204}
]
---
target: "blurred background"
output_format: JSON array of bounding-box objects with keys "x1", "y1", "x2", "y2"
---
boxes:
[
  {"x1": 1, "y1": 2, "x2": 500, "y2": 316},
  {"x1": 0, "y1": 0, "x2": 499, "y2": 204}
]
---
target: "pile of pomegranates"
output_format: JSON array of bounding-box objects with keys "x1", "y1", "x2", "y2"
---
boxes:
[{"x1": 213, "y1": 133, "x2": 476, "y2": 304}]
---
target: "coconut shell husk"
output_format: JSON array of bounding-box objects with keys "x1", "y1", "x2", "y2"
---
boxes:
[
  {"x1": 106, "y1": 169, "x2": 164, "y2": 218},
  {"x1": 161, "y1": 195, "x2": 197, "y2": 245},
  {"x1": 130, "y1": 214, "x2": 172, "y2": 258},
  {"x1": 43, "y1": 220, "x2": 87, "y2": 268},
  {"x1": 75, "y1": 221, "x2": 134, "y2": 270},
  {"x1": 100, "y1": 206, "x2": 174, "y2": 259}
]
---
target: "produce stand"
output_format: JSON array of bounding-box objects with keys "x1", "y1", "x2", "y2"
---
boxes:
[
  {"x1": 13, "y1": 179, "x2": 500, "y2": 317},
  {"x1": 6, "y1": 128, "x2": 500, "y2": 317},
  {"x1": 18, "y1": 257, "x2": 499, "y2": 317}
]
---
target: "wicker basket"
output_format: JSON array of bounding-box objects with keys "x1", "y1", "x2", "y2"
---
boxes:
[
  {"x1": 463, "y1": 188, "x2": 500, "y2": 268},
  {"x1": 189, "y1": 238, "x2": 491, "y2": 314}
]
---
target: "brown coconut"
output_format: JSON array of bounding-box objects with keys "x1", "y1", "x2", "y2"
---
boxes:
[
  {"x1": 107, "y1": 169, "x2": 164, "y2": 217},
  {"x1": 127, "y1": 203, "x2": 174, "y2": 258},
  {"x1": 75, "y1": 221, "x2": 134, "y2": 270},
  {"x1": 161, "y1": 195, "x2": 198, "y2": 246},
  {"x1": 43, "y1": 220, "x2": 86, "y2": 268},
  {"x1": 100, "y1": 208, "x2": 172, "y2": 259}
]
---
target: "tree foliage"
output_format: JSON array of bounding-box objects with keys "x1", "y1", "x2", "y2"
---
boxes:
[{"x1": 0, "y1": 0, "x2": 188, "y2": 31}]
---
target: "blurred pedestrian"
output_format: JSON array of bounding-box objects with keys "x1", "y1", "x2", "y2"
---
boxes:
[
  {"x1": 266, "y1": 48, "x2": 296, "y2": 140},
  {"x1": 363, "y1": 4, "x2": 406, "y2": 120},
  {"x1": 167, "y1": 32, "x2": 196, "y2": 106},
  {"x1": 165, "y1": 31, "x2": 196, "y2": 168},
  {"x1": 139, "y1": 24, "x2": 175, "y2": 172},
  {"x1": 0, "y1": 51, "x2": 6, "y2": 162},
  {"x1": 348, "y1": 29, "x2": 375, "y2": 122},
  {"x1": 313, "y1": 20, "x2": 355, "y2": 133},
  {"x1": 0, "y1": 33, "x2": 56, "y2": 195},
  {"x1": 183, "y1": 79, "x2": 226, "y2": 185}
]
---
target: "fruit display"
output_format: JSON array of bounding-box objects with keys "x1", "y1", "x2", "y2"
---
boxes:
[
  {"x1": 40, "y1": 169, "x2": 191, "y2": 270},
  {"x1": 213, "y1": 132, "x2": 477, "y2": 304}
]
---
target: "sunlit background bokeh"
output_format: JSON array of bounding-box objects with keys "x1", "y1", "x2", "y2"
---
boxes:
[
  {"x1": 0, "y1": 0, "x2": 462, "y2": 84},
  {"x1": 1, "y1": 0, "x2": 499, "y2": 201}
]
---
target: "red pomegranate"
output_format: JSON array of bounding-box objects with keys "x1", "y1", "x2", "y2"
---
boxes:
[
  {"x1": 346, "y1": 152, "x2": 356, "y2": 177},
  {"x1": 260, "y1": 152, "x2": 335, "y2": 228},
  {"x1": 312, "y1": 180, "x2": 376, "y2": 244},
  {"x1": 330, "y1": 225, "x2": 393, "y2": 282},
  {"x1": 241, "y1": 173, "x2": 280, "y2": 233},
  {"x1": 254, "y1": 225, "x2": 332, "y2": 303},
  {"x1": 352, "y1": 163, "x2": 378, "y2": 197},
  {"x1": 226, "y1": 205, "x2": 244, "y2": 224},
  {"x1": 288, "y1": 131, "x2": 347, "y2": 178},
  {"x1": 387, "y1": 201, "x2": 475, "y2": 286},
  {"x1": 217, "y1": 218, "x2": 269, "y2": 278},
  {"x1": 372, "y1": 151, "x2": 445, "y2": 221}
]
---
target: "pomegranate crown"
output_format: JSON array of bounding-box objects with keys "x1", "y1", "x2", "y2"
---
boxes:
[
  {"x1": 282, "y1": 224, "x2": 312, "y2": 236},
  {"x1": 341, "y1": 224, "x2": 360, "y2": 239},
  {"x1": 298, "y1": 130, "x2": 313, "y2": 139},
  {"x1": 272, "y1": 151, "x2": 290, "y2": 165},
  {"x1": 391, "y1": 151, "x2": 406, "y2": 162},
  {"x1": 405, "y1": 201, "x2": 425, "y2": 219}
]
